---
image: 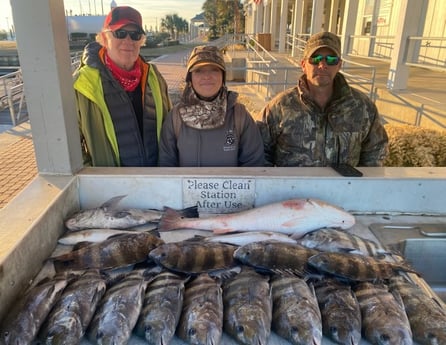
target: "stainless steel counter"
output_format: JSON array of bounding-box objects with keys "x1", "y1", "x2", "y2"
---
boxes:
[{"x1": 1, "y1": 167, "x2": 445, "y2": 344}]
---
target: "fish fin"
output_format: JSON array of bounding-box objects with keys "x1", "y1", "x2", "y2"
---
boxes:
[
  {"x1": 339, "y1": 247, "x2": 360, "y2": 254},
  {"x1": 178, "y1": 205, "x2": 199, "y2": 219},
  {"x1": 100, "y1": 195, "x2": 127, "y2": 210},
  {"x1": 158, "y1": 207, "x2": 183, "y2": 231},
  {"x1": 72, "y1": 241, "x2": 95, "y2": 250},
  {"x1": 212, "y1": 228, "x2": 234, "y2": 234},
  {"x1": 270, "y1": 268, "x2": 305, "y2": 277}
]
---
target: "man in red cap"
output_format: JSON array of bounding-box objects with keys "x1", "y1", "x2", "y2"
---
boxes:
[{"x1": 73, "y1": 6, "x2": 171, "y2": 167}]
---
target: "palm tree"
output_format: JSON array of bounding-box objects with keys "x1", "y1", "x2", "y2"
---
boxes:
[
  {"x1": 202, "y1": 0, "x2": 244, "y2": 39},
  {"x1": 161, "y1": 14, "x2": 189, "y2": 40}
]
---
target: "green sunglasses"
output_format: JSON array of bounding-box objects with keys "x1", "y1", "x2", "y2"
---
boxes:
[{"x1": 309, "y1": 54, "x2": 340, "y2": 66}]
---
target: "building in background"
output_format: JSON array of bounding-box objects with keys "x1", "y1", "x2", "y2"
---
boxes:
[{"x1": 243, "y1": 0, "x2": 446, "y2": 90}]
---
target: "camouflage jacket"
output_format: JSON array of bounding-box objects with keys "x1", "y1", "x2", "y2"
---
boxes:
[{"x1": 258, "y1": 73, "x2": 388, "y2": 167}]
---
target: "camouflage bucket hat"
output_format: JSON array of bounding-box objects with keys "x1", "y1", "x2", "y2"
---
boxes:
[
  {"x1": 187, "y1": 45, "x2": 226, "y2": 73},
  {"x1": 303, "y1": 32, "x2": 341, "y2": 58}
]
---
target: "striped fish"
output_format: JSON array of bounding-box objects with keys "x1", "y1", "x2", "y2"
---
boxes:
[
  {"x1": 223, "y1": 267, "x2": 272, "y2": 345},
  {"x1": 38, "y1": 269, "x2": 107, "y2": 344},
  {"x1": 148, "y1": 241, "x2": 237, "y2": 274},
  {"x1": 87, "y1": 269, "x2": 151, "y2": 345},
  {"x1": 233, "y1": 241, "x2": 318, "y2": 276},
  {"x1": 307, "y1": 252, "x2": 417, "y2": 282},
  {"x1": 354, "y1": 281, "x2": 413, "y2": 345},
  {"x1": 296, "y1": 228, "x2": 390, "y2": 257},
  {"x1": 313, "y1": 277, "x2": 362, "y2": 345},
  {"x1": 51, "y1": 232, "x2": 164, "y2": 271},
  {"x1": 389, "y1": 275, "x2": 446, "y2": 345},
  {"x1": 271, "y1": 274, "x2": 322, "y2": 345},
  {"x1": 1, "y1": 276, "x2": 68, "y2": 345},
  {"x1": 176, "y1": 273, "x2": 224, "y2": 345},
  {"x1": 135, "y1": 271, "x2": 187, "y2": 345}
]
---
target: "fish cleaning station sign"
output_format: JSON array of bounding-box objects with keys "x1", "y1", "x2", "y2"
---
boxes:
[{"x1": 183, "y1": 178, "x2": 256, "y2": 213}]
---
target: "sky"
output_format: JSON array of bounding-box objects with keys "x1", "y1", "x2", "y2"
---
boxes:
[{"x1": 0, "y1": 0, "x2": 206, "y2": 34}]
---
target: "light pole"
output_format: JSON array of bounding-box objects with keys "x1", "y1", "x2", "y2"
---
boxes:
[{"x1": 5, "y1": 17, "x2": 10, "y2": 40}]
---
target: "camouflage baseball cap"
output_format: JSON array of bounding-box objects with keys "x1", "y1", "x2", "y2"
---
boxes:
[
  {"x1": 303, "y1": 32, "x2": 341, "y2": 58},
  {"x1": 187, "y1": 45, "x2": 226, "y2": 73}
]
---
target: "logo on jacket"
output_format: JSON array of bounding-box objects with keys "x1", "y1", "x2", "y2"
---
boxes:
[{"x1": 223, "y1": 130, "x2": 237, "y2": 151}]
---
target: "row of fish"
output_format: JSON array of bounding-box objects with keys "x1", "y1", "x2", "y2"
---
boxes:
[
  {"x1": 2, "y1": 227, "x2": 446, "y2": 345},
  {"x1": 64, "y1": 196, "x2": 356, "y2": 236},
  {"x1": 2, "y1": 262, "x2": 444, "y2": 345}
]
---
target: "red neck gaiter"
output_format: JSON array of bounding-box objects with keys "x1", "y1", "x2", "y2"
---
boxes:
[{"x1": 105, "y1": 53, "x2": 142, "y2": 91}]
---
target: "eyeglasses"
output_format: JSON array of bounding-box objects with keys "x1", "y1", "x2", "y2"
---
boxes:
[
  {"x1": 308, "y1": 54, "x2": 340, "y2": 66},
  {"x1": 108, "y1": 29, "x2": 143, "y2": 41}
]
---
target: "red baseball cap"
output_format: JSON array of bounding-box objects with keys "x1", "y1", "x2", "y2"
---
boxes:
[{"x1": 103, "y1": 6, "x2": 144, "y2": 32}]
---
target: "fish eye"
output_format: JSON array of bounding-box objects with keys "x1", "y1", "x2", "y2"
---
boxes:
[
  {"x1": 236, "y1": 325, "x2": 244, "y2": 334},
  {"x1": 329, "y1": 326, "x2": 338, "y2": 334},
  {"x1": 290, "y1": 326, "x2": 300, "y2": 334},
  {"x1": 188, "y1": 328, "x2": 197, "y2": 336},
  {"x1": 427, "y1": 333, "x2": 435, "y2": 340},
  {"x1": 380, "y1": 334, "x2": 390, "y2": 342}
]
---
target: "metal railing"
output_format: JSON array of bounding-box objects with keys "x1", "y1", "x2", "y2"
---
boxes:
[
  {"x1": 1, "y1": 53, "x2": 82, "y2": 127},
  {"x1": 405, "y1": 36, "x2": 446, "y2": 71},
  {"x1": 346, "y1": 35, "x2": 446, "y2": 72},
  {"x1": 0, "y1": 69, "x2": 26, "y2": 126}
]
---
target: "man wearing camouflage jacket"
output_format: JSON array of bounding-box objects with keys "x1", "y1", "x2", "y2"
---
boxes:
[{"x1": 258, "y1": 32, "x2": 388, "y2": 167}]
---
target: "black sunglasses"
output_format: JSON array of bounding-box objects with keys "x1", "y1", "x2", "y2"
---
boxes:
[
  {"x1": 110, "y1": 29, "x2": 143, "y2": 41},
  {"x1": 309, "y1": 54, "x2": 340, "y2": 66}
]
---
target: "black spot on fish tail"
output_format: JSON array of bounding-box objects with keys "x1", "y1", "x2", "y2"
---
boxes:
[{"x1": 177, "y1": 205, "x2": 199, "y2": 219}]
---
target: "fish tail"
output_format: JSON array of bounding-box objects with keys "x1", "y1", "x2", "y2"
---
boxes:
[
  {"x1": 158, "y1": 207, "x2": 184, "y2": 231},
  {"x1": 178, "y1": 205, "x2": 199, "y2": 219}
]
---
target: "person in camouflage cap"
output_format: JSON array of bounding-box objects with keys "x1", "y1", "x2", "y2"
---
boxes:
[
  {"x1": 258, "y1": 31, "x2": 388, "y2": 167},
  {"x1": 159, "y1": 45, "x2": 264, "y2": 166}
]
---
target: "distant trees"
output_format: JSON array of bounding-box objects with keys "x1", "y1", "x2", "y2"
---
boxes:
[
  {"x1": 202, "y1": 0, "x2": 244, "y2": 40},
  {"x1": 0, "y1": 30, "x2": 8, "y2": 40},
  {"x1": 160, "y1": 14, "x2": 189, "y2": 40}
]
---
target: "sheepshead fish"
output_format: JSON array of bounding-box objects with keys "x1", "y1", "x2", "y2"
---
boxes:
[
  {"x1": 87, "y1": 269, "x2": 151, "y2": 345},
  {"x1": 223, "y1": 267, "x2": 272, "y2": 345},
  {"x1": 204, "y1": 231, "x2": 297, "y2": 246},
  {"x1": 313, "y1": 278, "x2": 362, "y2": 345},
  {"x1": 271, "y1": 274, "x2": 322, "y2": 345},
  {"x1": 148, "y1": 241, "x2": 237, "y2": 274},
  {"x1": 38, "y1": 269, "x2": 107, "y2": 345},
  {"x1": 135, "y1": 271, "x2": 187, "y2": 345},
  {"x1": 233, "y1": 241, "x2": 318, "y2": 276},
  {"x1": 51, "y1": 231, "x2": 164, "y2": 271},
  {"x1": 159, "y1": 198, "x2": 355, "y2": 235},
  {"x1": 307, "y1": 251, "x2": 417, "y2": 282},
  {"x1": 65, "y1": 195, "x2": 198, "y2": 230},
  {"x1": 176, "y1": 273, "x2": 224, "y2": 345},
  {"x1": 389, "y1": 275, "x2": 446, "y2": 345},
  {"x1": 1, "y1": 276, "x2": 68, "y2": 345},
  {"x1": 296, "y1": 228, "x2": 390, "y2": 257},
  {"x1": 354, "y1": 282, "x2": 413, "y2": 345}
]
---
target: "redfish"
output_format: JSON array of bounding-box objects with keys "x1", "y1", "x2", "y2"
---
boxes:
[{"x1": 159, "y1": 198, "x2": 355, "y2": 235}]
